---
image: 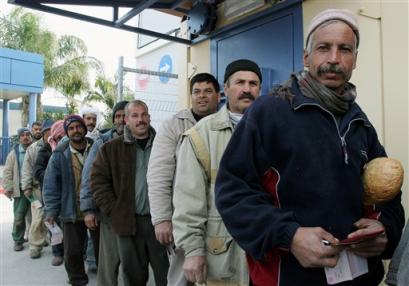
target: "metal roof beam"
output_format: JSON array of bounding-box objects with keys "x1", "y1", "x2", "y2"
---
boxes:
[
  {"x1": 8, "y1": 1, "x2": 191, "y2": 45},
  {"x1": 115, "y1": 0, "x2": 158, "y2": 27}
]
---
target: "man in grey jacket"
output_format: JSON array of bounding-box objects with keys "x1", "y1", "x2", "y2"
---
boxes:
[
  {"x1": 80, "y1": 100, "x2": 128, "y2": 286},
  {"x1": 3, "y1": 128, "x2": 33, "y2": 251},
  {"x1": 21, "y1": 119, "x2": 54, "y2": 259},
  {"x1": 147, "y1": 73, "x2": 220, "y2": 286},
  {"x1": 172, "y1": 59, "x2": 262, "y2": 285}
]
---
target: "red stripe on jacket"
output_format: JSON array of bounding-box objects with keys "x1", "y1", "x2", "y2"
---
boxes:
[{"x1": 246, "y1": 168, "x2": 283, "y2": 286}]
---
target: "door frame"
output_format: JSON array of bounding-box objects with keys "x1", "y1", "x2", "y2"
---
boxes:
[{"x1": 210, "y1": 0, "x2": 303, "y2": 82}]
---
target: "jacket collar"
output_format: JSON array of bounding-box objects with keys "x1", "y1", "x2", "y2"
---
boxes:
[
  {"x1": 55, "y1": 137, "x2": 93, "y2": 153},
  {"x1": 175, "y1": 109, "x2": 196, "y2": 125},
  {"x1": 209, "y1": 104, "x2": 233, "y2": 131},
  {"x1": 123, "y1": 125, "x2": 156, "y2": 144},
  {"x1": 289, "y1": 79, "x2": 371, "y2": 127}
]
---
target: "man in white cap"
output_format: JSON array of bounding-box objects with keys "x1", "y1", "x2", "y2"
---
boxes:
[
  {"x1": 80, "y1": 106, "x2": 100, "y2": 140},
  {"x1": 215, "y1": 9, "x2": 404, "y2": 285}
]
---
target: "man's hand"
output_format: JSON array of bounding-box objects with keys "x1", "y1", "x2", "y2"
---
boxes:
[
  {"x1": 347, "y1": 218, "x2": 387, "y2": 257},
  {"x1": 23, "y1": 189, "x2": 33, "y2": 198},
  {"x1": 183, "y1": 255, "x2": 207, "y2": 283},
  {"x1": 290, "y1": 227, "x2": 343, "y2": 268},
  {"x1": 84, "y1": 213, "x2": 98, "y2": 230},
  {"x1": 44, "y1": 217, "x2": 55, "y2": 226},
  {"x1": 154, "y1": 221, "x2": 173, "y2": 245}
]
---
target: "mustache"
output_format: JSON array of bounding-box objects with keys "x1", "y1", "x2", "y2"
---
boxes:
[
  {"x1": 136, "y1": 122, "x2": 148, "y2": 128},
  {"x1": 238, "y1": 92, "x2": 256, "y2": 101},
  {"x1": 317, "y1": 64, "x2": 347, "y2": 79}
]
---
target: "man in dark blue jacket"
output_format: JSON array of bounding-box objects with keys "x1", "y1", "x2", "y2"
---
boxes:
[
  {"x1": 215, "y1": 9, "x2": 404, "y2": 286},
  {"x1": 43, "y1": 115, "x2": 96, "y2": 286}
]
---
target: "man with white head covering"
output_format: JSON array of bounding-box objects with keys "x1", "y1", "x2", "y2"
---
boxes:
[
  {"x1": 215, "y1": 9, "x2": 404, "y2": 285},
  {"x1": 80, "y1": 106, "x2": 100, "y2": 140}
]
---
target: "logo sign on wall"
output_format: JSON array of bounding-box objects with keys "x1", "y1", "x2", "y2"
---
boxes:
[
  {"x1": 137, "y1": 64, "x2": 150, "y2": 90},
  {"x1": 158, "y1": 54, "x2": 173, "y2": 84}
]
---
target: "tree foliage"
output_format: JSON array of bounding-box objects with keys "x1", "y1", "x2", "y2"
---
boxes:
[
  {"x1": 84, "y1": 75, "x2": 134, "y2": 127},
  {"x1": 0, "y1": 7, "x2": 101, "y2": 123}
]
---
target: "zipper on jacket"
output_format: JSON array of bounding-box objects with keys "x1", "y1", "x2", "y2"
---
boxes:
[{"x1": 294, "y1": 103, "x2": 366, "y2": 165}]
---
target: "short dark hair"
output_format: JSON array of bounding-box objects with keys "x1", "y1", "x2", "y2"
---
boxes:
[
  {"x1": 190, "y1": 73, "x2": 220, "y2": 94},
  {"x1": 32, "y1": 121, "x2": 42, "y2": 128},
  {"x1": 125, "y1": 100, "x2": 149, "y2": 116}
]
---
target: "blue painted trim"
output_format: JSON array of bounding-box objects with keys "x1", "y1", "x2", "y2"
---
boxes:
[
  {"x1": 211, "y1": 0, "x2": 303, "y2": 80},
  {"x1": 0, "y1": 47, "x2": 43, "y2": 64},
  {"x1": 0, "y1": 83, "x2": 43, "y2": 94},
  {"x1": 0, "y1": 100, "x2": 67, "y2": 113}
]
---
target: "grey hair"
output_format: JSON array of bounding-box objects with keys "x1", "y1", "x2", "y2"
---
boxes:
[{"x1": 306, "y1": 19, "x2": 358, "y2": 55}]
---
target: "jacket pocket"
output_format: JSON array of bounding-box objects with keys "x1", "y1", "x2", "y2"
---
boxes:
[{"x1": 205, "y1": 235, "x2": 237, "y2": 281}]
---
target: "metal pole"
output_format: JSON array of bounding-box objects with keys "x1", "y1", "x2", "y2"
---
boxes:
[
  {"x1": 2, "y1": 99, "x2": 10, "y2": 164},
  {"x1": 28, "y1": 92, "x2": 38, "y2": 127},
  {"x1": 117, "y1": 56, "x2": 124, "y2": 102}
]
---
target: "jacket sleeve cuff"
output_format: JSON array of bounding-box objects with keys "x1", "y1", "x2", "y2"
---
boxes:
[
  {"x1": 152, "y1": 217, "x2": 172, "y2": 226},
  {"x1": 184, "y1": 247, "x2": 206, "y2": 257},
  {"x1": 280, "y1": 223, "x2": 301, "y2": 250}
]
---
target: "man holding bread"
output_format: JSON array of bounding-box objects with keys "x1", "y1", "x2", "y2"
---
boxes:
[{"x1": 215, "y1": 9, "x2": 405, "y2": 286}]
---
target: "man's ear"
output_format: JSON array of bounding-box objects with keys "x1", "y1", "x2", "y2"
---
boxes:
[{"x1": 303, "y1": 49, "x2": 309, "y2": 68}]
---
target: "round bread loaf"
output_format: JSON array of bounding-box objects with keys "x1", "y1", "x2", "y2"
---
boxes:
[{"x1": 363, "y1": 157, "x2": 404, "y2": 205}]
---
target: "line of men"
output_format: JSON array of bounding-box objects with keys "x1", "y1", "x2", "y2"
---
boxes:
[
  {"x1": 2, "y1": 8, "x2": 405, "y2": 286},
  {"x1": 3, "y1": 108, "x2": 106, "y2": 268}
]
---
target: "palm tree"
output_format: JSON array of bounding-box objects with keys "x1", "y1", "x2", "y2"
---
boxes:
[
  {"x1": 84, "y1": 75, "x2": 133, "y2": 127},
  {"x1": 0, "y1": 7, "x2": 101, "y2": 123}
]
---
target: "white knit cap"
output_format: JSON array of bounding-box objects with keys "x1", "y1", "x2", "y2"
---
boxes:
[{"x1": 306, "y1": 9, "x2": 360, "y2": 48}]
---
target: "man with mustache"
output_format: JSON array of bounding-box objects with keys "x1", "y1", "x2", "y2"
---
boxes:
[
  {"x1": 215, "y1": 9, "x2": 404, "y2": 286},
  {"x1": 43, "y1": 115, "x2": 96, "y2": 286},
  {"x1": 147, "y1": 73, "x2": 220, "y2": 286},
  {"x1": 91, "y1": 100, "x2": 169, "y2": 286},
  {"x1": 172, "y1": 59, "x2": 261, "y2": 285}
]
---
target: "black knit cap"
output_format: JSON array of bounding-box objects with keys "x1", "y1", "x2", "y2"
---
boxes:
[
  {"x1": 64, "y1": 115, "x2": 87, "y2": 134},
  {"x1": 112, "y1": 101, "x2": 129, "y2": 123},
  {"x1": 223, "y1": 59, "x2": 262, "y2": 83}
]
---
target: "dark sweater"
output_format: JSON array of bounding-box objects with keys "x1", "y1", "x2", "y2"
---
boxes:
[{"x1": 215, "y1": 82, "x2": 405, "y2": 286}]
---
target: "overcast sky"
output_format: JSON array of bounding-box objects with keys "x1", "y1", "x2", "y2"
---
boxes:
[
  {"x1": 1, "y1": 2, "x2": 138, "y2": 108},
  {"x1": 1, "y1": 2, "x2": 137, "y2": 76}
]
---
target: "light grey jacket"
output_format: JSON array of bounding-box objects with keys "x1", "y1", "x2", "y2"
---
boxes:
[
  {"x1": 147, "y1": 109, "x2": 196, "y2": 225},
  {"x1": 386, "y1": 219, "x2": 409, "y2": 286},
  {"x1": 172, "y1": 105, "x2": 249, "y2": 285},
  {"x1": 3, "y1": 147, "x2": 21, "y2": 197},
  {"x1": 21, "y1": 139, "x2": 45, "y2": 199}
]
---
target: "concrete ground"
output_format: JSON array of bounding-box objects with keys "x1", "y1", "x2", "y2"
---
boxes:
[
  {"x1": 0, "y1": 166, "x2": 156, "y2": 286},
  {"x1": 0, "y1": 193, "x2": 94, "y2": 286}
]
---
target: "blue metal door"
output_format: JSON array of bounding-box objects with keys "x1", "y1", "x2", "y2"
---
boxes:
[{"x1": 211, "y1": 0, "x2": 303, "y2": 96}]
